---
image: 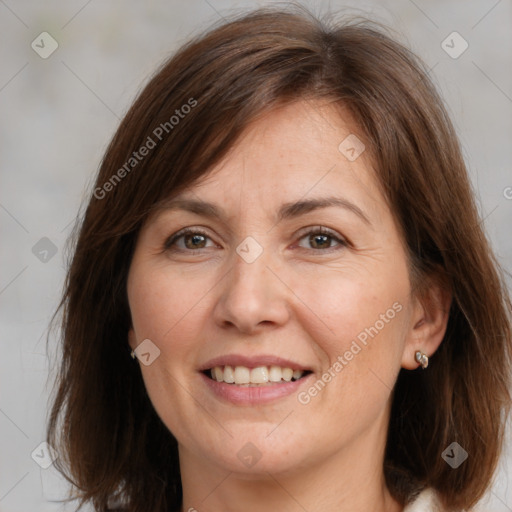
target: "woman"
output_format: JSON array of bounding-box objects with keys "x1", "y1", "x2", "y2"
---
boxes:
[{"x1": 47, "y1": 6, "x2": 512, "y2": 512}]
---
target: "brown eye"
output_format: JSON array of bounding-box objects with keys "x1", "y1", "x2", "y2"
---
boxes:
[
  {"x1": 164, "y1": 228, "x2": 215, "y2": 251},
  {"x1": 296, "y1": 228, "x2": 346, "y2": 251},
  {"x1": 309, "y1": 233, "x2": 331, "y2": 249},
  {"x1": 183, "y1": 233, "x2": 207, "y2": 249}
]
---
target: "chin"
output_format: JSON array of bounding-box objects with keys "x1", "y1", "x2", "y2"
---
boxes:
[{"x1": 194, "y1": 432, "x2": 311, "y2": 476}]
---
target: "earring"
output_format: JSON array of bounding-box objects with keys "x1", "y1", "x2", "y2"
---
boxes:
[
  {"x1": 415, "y1": 350, "x2": 429, "y2": 369},
  {"x1": 130, "y1": 349, "x2": 136, "y2": 360}
]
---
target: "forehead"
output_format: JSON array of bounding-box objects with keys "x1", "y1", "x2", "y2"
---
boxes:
[{"x1": 171, "y1": 99, "x2": 383, "y2": 220}]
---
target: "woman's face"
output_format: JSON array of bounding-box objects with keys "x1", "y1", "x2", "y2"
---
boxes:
[{"x1": 127, "y1": 100, "x2": 422, "y2": 477}]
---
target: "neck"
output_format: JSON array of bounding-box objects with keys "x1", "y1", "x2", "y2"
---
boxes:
[{"x1": 178, "y1": 419, "x2": 403, "y2": 512}]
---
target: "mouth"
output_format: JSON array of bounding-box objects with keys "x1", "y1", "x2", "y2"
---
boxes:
[
  {"x1": 199, "y1": 357, "x2": 315, "y2": 405},
  {"x1": 202, "y1": 365, "x2": 313, "y2": 386}
]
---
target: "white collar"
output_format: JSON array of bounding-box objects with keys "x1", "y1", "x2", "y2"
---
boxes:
[{"x1": 403, "y1": 488, "x2": 444, "y2": 511}]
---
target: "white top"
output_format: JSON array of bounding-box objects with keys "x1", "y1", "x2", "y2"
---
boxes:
[{"x1": 403, "y1": 488, "x2": 444, "y2": 511}]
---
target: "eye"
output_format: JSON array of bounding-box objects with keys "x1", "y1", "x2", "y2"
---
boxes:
[
  {"x1": 163, "y1": 226, "x2": 347, "y2": 253},
  {"x1": 295, "y1": 227, "x2": 347, "y2": 251},
  {"x1": 164, "y1": 228, "x2": 217, "y2": 251}
]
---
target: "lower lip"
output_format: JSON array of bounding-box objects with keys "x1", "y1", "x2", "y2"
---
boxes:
[{"x1": 200, "y1": 372, "x2": 313, "y2": 405}]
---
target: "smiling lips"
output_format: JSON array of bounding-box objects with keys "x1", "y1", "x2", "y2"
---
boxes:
[
  {"x1": 200, "y1": 354, "x2": 312, "y2": 386},
  {"x1": 199, "y1": 354, "x2": 313, "y2": 402},
  {"x1": 208, "y1": 365, "x2": 308, "y2": 385}
]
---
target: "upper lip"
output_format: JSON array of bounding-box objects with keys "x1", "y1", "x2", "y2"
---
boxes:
[{"x1": 199, "y1": 354, "x2": 312, "y2": 372}]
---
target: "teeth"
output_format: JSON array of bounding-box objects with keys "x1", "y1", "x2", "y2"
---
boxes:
[
  {"x1": 213, "y1": 367, "x2": 223, "y2": 382},
  {"x1": 250, "y1": 366, "x2": 269, "y2": 383},
  {"x1": 293, "y1": 369, "x2": 303, "y2": 380},
  {"x1": 282, "y1": 368, "x2": 293, "y2": 382},
  {"x1": 208, "y1": 365, "x2": 306, "y2": 385},
  {"x1": 269, "y1": 365, "x2": 282, "y2": 382},
  {"x1": 234, "y1": 366, "x2": 250, "y2": 384},
  {"x1": 223, "y1": 365, "x2": 235, "y2": 383}
]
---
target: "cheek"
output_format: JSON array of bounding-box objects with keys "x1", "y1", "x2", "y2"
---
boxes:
[
  {"x1": 293, "y1": 273, "x2": 408, "y2": 433},
  {"x1": 292, "y1": 263, "x2": 409, "y2": 397},
  {"x1": 128, "y1": 262, "x2": 212, "y2": 343},
  {"x1": 300, "y1": 269, "x2": 406, "y2": 339},
  {"x1": 127, "y1": 263, "x2": 210, "y2": 435}
]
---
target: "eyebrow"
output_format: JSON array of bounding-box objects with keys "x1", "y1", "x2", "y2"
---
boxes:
[{"x1": 158, "y1": 196, "x2": 371, "y2": 226}]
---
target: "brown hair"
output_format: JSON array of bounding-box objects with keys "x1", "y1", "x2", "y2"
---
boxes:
[{"x1": 47, "y1": 5, "x2": 512, "y2": 511}]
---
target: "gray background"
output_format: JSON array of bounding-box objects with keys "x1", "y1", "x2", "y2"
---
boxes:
[{"x1": 1, "y1": 1, "x2": 511, "y2": 511}]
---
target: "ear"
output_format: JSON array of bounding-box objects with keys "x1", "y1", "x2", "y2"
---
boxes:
[{"x1": 401, "y1": 274, "x2": 452, "y2": 370}]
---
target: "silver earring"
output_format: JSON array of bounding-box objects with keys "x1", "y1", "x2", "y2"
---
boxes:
[
  {"x1": 415, "y1": 350, "x2": 429, "y2": 369},
  {"x1": 130, "y1": 349, "x2": 136, "y2": 360}
]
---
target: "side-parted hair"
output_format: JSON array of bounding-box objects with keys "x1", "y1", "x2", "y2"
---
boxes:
[{"x1": 47, "y1": 6, "x2": 512, "y2": 512}]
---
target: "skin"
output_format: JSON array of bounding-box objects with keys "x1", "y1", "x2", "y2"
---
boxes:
[{"x1": 127, "y1": 99, "x2": 451, "y2": 512}]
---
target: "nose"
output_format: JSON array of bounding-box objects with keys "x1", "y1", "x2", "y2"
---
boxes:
[{"x1": 212, "y1": 243, "x2": 291, "y2": 334}]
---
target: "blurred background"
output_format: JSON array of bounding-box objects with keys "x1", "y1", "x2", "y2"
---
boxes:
[{"x1": 0, "y1": 1, "x2": 511, "y2": 510}]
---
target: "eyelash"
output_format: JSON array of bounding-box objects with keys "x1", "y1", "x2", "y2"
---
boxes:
[{"x1": 163, "y1": 226, "x2": 348, "y2": 253}]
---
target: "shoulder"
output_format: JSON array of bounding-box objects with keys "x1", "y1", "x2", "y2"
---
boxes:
[{"x1": 403, "y1": 488, "x2": 444, "y2": 512}]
